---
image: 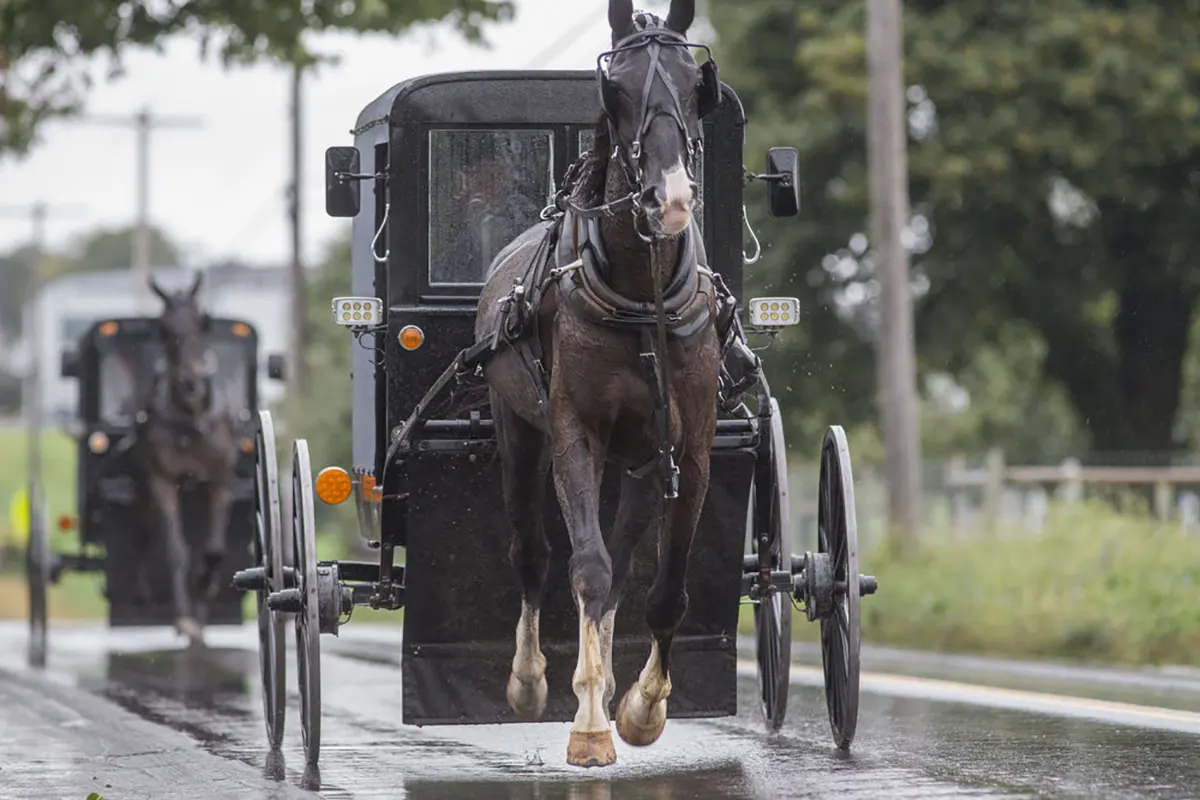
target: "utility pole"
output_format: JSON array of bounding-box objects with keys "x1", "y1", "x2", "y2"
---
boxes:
[
  {"x1": 866, "y1": 0, "x2": 922, "y2": 547},
  {"x1": 288, "y1": 65, "x2": 309, "y2": 409},
  {"x1": 63, "y1": 107, "x2": 203, "y2": 311},
  {"x1": 0, "y1": 202, "x2": 84, "y2": 549}
]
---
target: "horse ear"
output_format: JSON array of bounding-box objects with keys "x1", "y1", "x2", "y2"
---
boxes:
[
  {"x1": 189, "y1": 271, "x2": 204, "y2": 298},
  {"x1": 608, "y1": 0, "x2": 634, "y2": 44},
  {"x1": 666, "y1": 0, "x2": 695, "y2": 35},
  {"x1": 148, "y1": 278, "x2": 170, "y2": 304}
]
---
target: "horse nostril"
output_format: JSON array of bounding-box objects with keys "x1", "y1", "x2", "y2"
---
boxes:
[{"x1": 639, "y1": 186, "x2": 662, "y2": 211}]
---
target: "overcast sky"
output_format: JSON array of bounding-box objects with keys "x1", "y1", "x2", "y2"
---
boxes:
[{"x1": 0, "y1": 0, "x2": 687, "y2": 268}]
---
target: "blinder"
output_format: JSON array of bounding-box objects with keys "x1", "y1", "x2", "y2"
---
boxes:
[{"x1": 595, "y1": 26, "x2": 721, "y2": 187}]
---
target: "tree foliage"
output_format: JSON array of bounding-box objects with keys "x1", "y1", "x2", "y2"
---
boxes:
[
  {"x1": 709, "y1": 0, "x2": 1200, "y2": 458},
  {"x1": 0, "y1": 0, "x2": 514, "y2": 157}
]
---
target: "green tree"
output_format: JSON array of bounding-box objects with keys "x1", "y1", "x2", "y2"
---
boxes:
[
  {"x1": 709, "y1": 0, "x2": 1200, "y2": 457},
  {"x1": 65, "y1": 225, "x2": 180, "y2": 274},
  {"x1": 0, "y1": 0, "x2": 514, "y2": 158}
]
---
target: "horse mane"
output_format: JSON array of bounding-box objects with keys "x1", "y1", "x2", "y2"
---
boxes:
[{"x1": 567, "y1": 116, "x2": 613, "y2": 208}]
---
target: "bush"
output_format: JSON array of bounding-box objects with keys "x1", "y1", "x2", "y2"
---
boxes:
[{"x1": 857, "y1": 499, "x2": 1200, "y2": 666}]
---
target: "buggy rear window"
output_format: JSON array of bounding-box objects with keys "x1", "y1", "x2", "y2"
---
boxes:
[{"x1": 427, "y1": 129, "x2": 554, "y2": 287}]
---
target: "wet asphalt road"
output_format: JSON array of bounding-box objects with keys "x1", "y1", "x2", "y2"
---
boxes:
[{"x1": 2, "y1": 623, "x2": 1200, "y2": 799}]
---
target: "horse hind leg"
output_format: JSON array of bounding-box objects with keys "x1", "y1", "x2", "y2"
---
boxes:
[
  {"x1": 616, "y1": 450, "x2": 711, "y2": 748},
  {"x1": 495, "y1": 391, "x2": 553, "y2": 722},
  {"x1": 599, "y1": 469, "x2": 665, "y2": 709}
]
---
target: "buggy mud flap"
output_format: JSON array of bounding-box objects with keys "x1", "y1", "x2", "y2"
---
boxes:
[{"x1": 399, "y1": 446, "x2": 753, "y2": 726}]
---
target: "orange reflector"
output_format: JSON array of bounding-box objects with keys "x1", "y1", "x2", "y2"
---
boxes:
[
  {"x1": 398, "y1": 325, "x2": 425, "y2": 351},
  {"x1": 360, "y1": 473, "x2": 383, "y2": 503},
  {"x1": 232, "y1": 322, "x2": 251, "y2": 338},
  {"x1": 88, "y1": 431, "x2": 110, "y2": 454},
  {"x1": 315, "y1": 466, "x2": 353, "y2": 505},
  {"x1": 99, "y1": 321, "x2": 118, "y2": 336},
  {"x1": 58, "y1": 514, "x2": 75, "y2": 532},
  {"x1": 239, "y1": 437, "x2": 254, "y2": 454}
]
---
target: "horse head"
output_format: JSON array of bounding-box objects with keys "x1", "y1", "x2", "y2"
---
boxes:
[
  {"x1": 598, "y1": 0, "x2": 720, "y2": 238},
  {"x1": 149, "y1": 272, "x2": 213, "y2": 416}
]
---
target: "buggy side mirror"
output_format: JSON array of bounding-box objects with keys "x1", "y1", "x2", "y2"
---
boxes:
[
  {"x1": 61, "y1": 349, "x2": 79, "y2": 379},
  {"x1": 267, "y1": 353, "x2": 286, "y2": 381},
  {"x1": 765, "y1": 147, "x2": 801, "y2": 218},
  {"x1": 325, "y1": 146, "x2": 362, "y2": 218}
]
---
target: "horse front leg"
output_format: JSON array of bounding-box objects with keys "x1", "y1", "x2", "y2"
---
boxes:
[
  {"x1": 616, "y1": 446, "x2": 711, "y2": 748},
  {"x1": 495, "y1": 391, "x2": 553, "y2": 722},
  {"x1": 147, "y1": 474, "x2": 201, "y2": 643},
  {"x1": 552, "y1": 409, "x2": 615, "y2": 768},
  {"x1": 199, "y1": 476, "x2": 235, "y2": 605}
]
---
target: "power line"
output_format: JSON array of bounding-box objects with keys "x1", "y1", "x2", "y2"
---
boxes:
[
  {"x1": 59, "y1": 107, "x2": 204, "y2": 312},
  {"x1": 523, "y1": 2, "x2": 607, "y2": 69}
]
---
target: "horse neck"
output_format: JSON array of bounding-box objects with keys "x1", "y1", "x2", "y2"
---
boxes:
[{"x1": 596, "y1": 163, "x2": 683, "y2": 303}]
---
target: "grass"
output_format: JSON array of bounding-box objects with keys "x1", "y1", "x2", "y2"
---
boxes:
[
  {"x1": 0, "y1": 428, "x2": 78, "y2": 550},
  {"x1": 856, "y1": 499, "x2": 1200, "y2": 666}
]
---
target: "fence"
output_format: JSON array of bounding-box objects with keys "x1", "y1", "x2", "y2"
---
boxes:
[{"x1": 783, "y1": 448, "x2": 1200, "y2": 551}]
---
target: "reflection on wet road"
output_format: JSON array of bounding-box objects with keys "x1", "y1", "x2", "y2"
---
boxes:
[{"x1": 1, "y1": 623, "x2": 1198, "y2": 799}]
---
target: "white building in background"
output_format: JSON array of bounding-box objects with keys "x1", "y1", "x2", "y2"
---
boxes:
[{"x1": 16, "y1": 264, "x2": 290, "y2": 423}]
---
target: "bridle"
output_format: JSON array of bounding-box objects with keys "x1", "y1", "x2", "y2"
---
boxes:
[{"x1": 552, "y1": 24, "x2": 721, "y2": 238}]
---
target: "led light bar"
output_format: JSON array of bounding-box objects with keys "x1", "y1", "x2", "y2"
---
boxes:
[
  {"x1": 332, "y1": 297, "x2": 382, "y2": 327},
  {"x1": 748, "y1": 297, "x2": 800, "y2": 327}
]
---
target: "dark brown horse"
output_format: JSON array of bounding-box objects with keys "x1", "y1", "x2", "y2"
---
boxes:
[
  {"x1": 474, "y1": 0, "x2": 730, "y2": 768},
  {"x1": 132, "y1": 273, "x2": 240, "y2": 644}
]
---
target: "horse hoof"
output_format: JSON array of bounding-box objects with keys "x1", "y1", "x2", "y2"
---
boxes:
[
  {"x1": 615, "y1": 689, "x2": 668, "y2": 747},
  {"x1": 566, "y1": 730, "x2": 617, "y2": 768},
  {"x1": 506, "y1": 671, "x2": 548, "y2": 722},
  {"x1": 175, "y1": 616, "x2": 204, "y2": 644}
]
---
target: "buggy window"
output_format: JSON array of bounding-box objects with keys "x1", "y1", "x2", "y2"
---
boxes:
[
  {"x1": 428, "y1": 129, "x2": 554, "y2": 286},
  {"x1": 95, "y1": 338, "x2": 251, "y2": 425},
  {"x1": 97, "y1": 342, "x2": 159, "y2": 426},
  {"x1": 577, "y1": 130, "x2": 705, "y2": 234},
  {"x1": 208, "y1": 340, "x2": 251, "y2": 415}
]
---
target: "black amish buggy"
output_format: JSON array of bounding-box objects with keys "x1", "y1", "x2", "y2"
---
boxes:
[
  {"x1": 24, "y1": 314, "x2": 285, "y2": 662},
  {"x1": 236, "y1": 9, "x2": 878, "y2": 771}
]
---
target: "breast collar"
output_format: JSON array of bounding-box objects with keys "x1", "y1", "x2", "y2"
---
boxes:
[{"x1": 552, "y1": 210, "x2": 716, "y2": 340}]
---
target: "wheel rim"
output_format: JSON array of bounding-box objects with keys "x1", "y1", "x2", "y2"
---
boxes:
[
  {"x1": 818, "y1": 425, "x2": 860, "y2": 749},
  {"x1": 254, "y1": 410, "x2": 285, "y2": 748},
  {"x1": 292, "y1": 439, "x2": 321, "y2": 766},
  {"x1": 752, "y1": 398, "x2": 793, "y2": 730}
]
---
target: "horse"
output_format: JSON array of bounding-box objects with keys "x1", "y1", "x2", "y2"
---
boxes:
[
  {"x1": 474, "y1": 0, "x2": 733, "y2": 768},
  {"x1": 131, "y1": 273, "x2": 241, "y2": 644}
]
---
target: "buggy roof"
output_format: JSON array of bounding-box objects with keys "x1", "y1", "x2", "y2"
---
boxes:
[
  {"x1": 78, "y1": 316, "x2": 259, "y2": 346},
  {"x1": 351, "y1": 69, "x2": 745, "y2": 135}
]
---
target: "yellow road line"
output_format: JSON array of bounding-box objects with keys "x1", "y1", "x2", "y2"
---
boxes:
[{"x1": 735, "y1": 659, "x2": 1200, "y2": 733}]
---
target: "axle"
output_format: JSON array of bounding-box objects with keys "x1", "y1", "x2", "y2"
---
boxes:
[{"x1": 740, "y1": 552, "x2": 878, "y2": 618}]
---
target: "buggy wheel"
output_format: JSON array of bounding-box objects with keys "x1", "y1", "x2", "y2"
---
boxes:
[
  {"x1": 291, "y1": 439, "x2": 322, "y2": 767},
  {"x1": 817, "y1": 425, "x2": 861, "y2": 750},
  {"x1": 26, "y1": 484, "x2": 49, "y2": 668},
  {"x1": 253, "y1": 410, "x2": 287, "y2": 749},
  {"x1": 749, "y1": 398, "x2": 793, "y2": 730}
]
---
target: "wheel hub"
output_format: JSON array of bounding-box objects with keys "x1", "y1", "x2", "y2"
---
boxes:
[{"x1": 802, "y1": 551, "x2": 835, "y2": 622}]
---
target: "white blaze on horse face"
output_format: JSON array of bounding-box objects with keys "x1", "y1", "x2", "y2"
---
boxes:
[
  {"x1": 572, "y1": 595, "x2": 611, "y2": 734},
  {"x1": 659, "y1": 160, "x2": 693, "y2": 236}
]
